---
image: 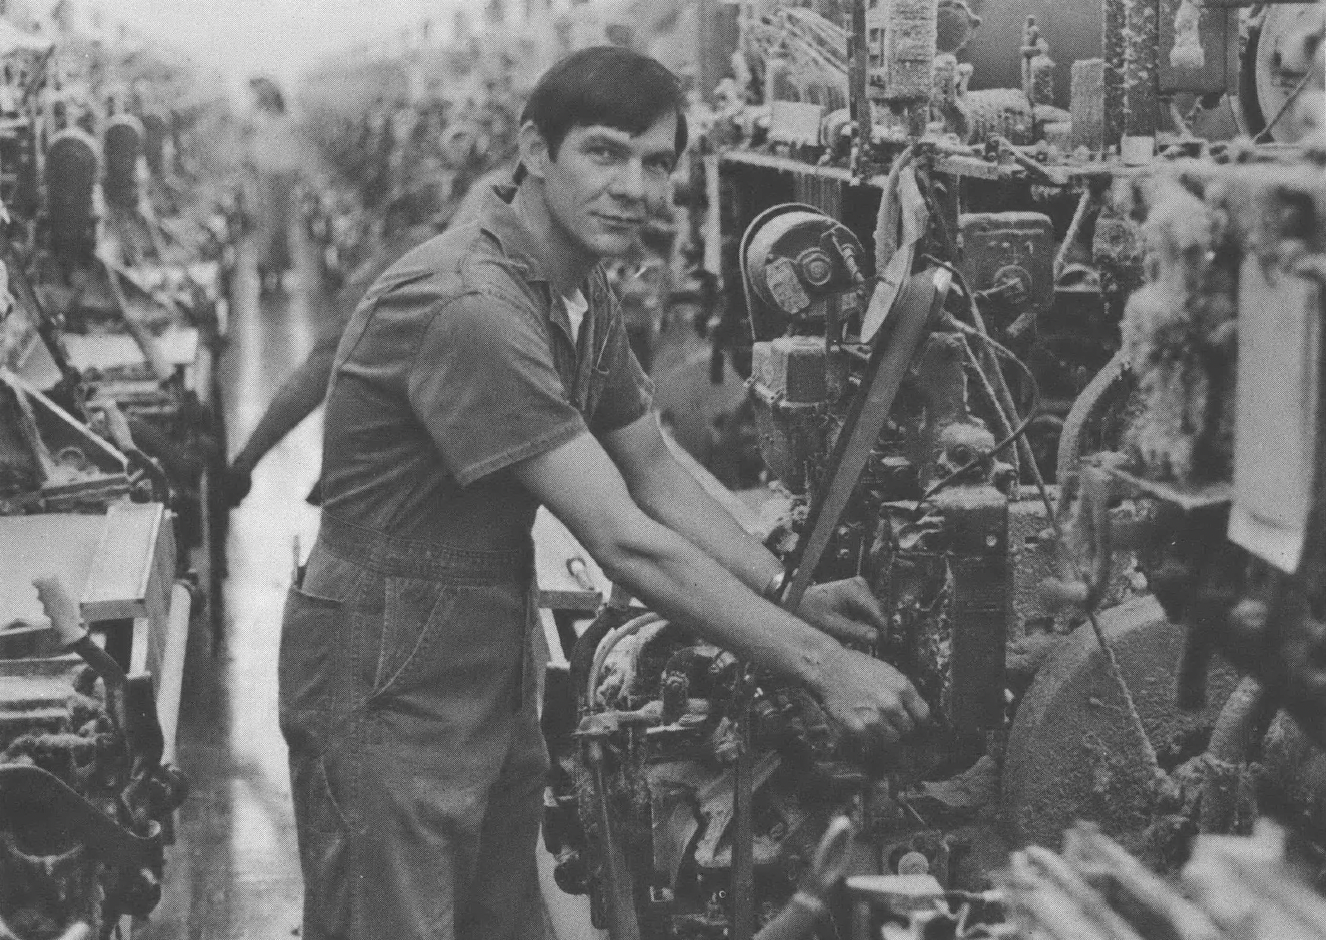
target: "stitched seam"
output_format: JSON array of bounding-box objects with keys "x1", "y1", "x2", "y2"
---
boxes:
[
  {"x1": 405, "y1": 286, "x2": 543, "y2": 399},
  {"x1": 371, "y1": 581, "x2": 453, "y2": 698},
  {"x1": 337, "y1": 268, "x2": 438, "y2": 368},
  {"x1": 452, "y1": 419, "x2": 585, "y2": 487},
  {"x1": 372, "y1": 579, "x2": 395, "y2": 693},
  {"x1": 317, "y1": 757, "x2": 354, "y2": 832}
]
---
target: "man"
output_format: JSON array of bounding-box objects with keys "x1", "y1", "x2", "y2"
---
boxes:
[{"x1": 280, "y1": 47, "x2": 928, "y2": 940}]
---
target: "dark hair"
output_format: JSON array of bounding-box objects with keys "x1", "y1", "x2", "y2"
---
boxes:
[{"x1": 516, "y1": 46, "x2": 688, "y2": 182}]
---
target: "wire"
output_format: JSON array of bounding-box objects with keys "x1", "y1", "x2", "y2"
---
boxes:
[
  {"x1": 959, "y1": 333, "x2": 1019, "y2": 479},
  {"x1": 910, "y1": 259, "x2": 1042, "y2": 509},
  {"x1": 1053, "y1": 189, "x2": 1093, "y2": 281},
  {"x1": 1255, "y1": 68, "x2": 1316, "y2": 143},
  {"x1": 918, "y1": 272, "x2": 1148, "y2": 750},
  {"x1": 920, "y1": 255, "x2": 1057, "y2": 512}
]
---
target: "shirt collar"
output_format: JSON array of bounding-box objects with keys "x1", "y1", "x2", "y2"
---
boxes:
[
  {"x1": 477, "y1": 184, "x2": 551, "y2": 284},
  {"x1": 479, "y1": 183, "x2": 609, "y2": 351}
]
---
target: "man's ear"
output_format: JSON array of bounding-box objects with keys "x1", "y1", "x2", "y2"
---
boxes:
[{"x1": 517, "y1": 120, "x2": 549, "y2": 181}]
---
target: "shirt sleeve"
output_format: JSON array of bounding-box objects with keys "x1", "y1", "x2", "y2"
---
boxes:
[
  {"x1": 587, "y1": 306, "x2": 656, "y2": 436},
  {"x1": 407, "y1": 292, "x2": 588, "y2": 486}
]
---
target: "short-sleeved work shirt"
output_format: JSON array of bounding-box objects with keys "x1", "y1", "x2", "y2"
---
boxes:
[{"x1": 318, "y1": 185, "x2": 654, "y2": 550}]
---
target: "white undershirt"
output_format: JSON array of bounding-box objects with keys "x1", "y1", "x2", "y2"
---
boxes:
[{"x1": 563, "y1": 289, "x2": 588, "y2": 345}]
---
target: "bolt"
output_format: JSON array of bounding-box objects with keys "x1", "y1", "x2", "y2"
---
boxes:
[
  {"x1": 803, "y1": 255, "x2": 832, "y2": 285},
  {"x1": 897, "y1": 851, "x2": 930, "y2": 875}
]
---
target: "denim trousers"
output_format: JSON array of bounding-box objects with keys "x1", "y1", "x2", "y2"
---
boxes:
[{"x1": 279, "y1": 513, "x2": 549, "y2": 940}]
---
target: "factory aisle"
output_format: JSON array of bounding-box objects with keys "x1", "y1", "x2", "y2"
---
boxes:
[{"x1": 146, "y1": 231, "x2": 324, "y2": 940}]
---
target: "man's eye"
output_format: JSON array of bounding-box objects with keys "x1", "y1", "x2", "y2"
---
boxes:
[{"x1": 588, "y1": 146, "x2": 617, "y2": 161}]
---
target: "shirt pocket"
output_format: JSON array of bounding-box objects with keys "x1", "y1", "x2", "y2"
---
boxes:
[{"x1": 582, "y1": 318, "x2": 617, "y2": 421}]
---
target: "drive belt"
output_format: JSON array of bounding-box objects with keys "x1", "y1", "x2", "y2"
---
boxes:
[
  {"x1": 782, "y1": 267, "x2": 952, "y2": 613},
  {"x1": 731, "y1": 268, "x2": 949, "y2": 940}
]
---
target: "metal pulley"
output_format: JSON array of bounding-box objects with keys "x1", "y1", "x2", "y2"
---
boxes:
[
  {"x1": 1246, "y1": 2, "x2": 1324, "y2": 143},
  {"x1": 740, "y1": 203, "x2": 866, "y2": 337},
  {"x1": 103, "y1": 114, "x2": 145, "y2": 207},
  {"x1": 44, "y1": 128, "x2": 99, "y2": 258}
]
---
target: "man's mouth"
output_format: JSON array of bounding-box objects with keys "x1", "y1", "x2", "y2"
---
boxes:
[{"x1": 594, "y1": 212, "x2": 644, "y2": 227}]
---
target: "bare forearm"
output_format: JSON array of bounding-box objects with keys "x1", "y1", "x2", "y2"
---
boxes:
[
  {"x1": 597, "y1": 517, "x2": 838, "y2": 687},
  {"x1": 631, "y1": 457, "x2": 781, "y2": 595},
  {"x1": 518, "y1": 433, "x2": 922, "y2": 747},
  {"x1": 232, "y1": 345, "x2": 334, "y2": 471}
]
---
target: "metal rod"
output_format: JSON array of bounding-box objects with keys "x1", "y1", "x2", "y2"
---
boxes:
[
  {"x1": 1102, "y1": 0, "x2": 1127, "y2": 149},
  {"x1": 732, "y1": 723, "x2": 755, "y2": 940},
  {"x1": 587, "y1": 741, "x2": 641, "y2": 940},
  {"x1": 849, "y1": 0, "x2": 869, "y2": 179}
]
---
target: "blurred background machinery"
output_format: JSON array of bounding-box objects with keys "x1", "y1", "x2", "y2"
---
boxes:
[{"x1": 0, "y1": 5, "x2": 239, "y2": 937}]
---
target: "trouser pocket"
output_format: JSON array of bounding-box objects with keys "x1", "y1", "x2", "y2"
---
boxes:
[
  {"x1": 279, "y1": 586, "x2": 347, "y2": 754},
  {"x1": 367, "y1": 577, "x2": 530, "y2": 757}
]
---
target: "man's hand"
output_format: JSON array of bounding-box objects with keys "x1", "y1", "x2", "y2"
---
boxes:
[
  {"x1": 814, "y1": 647, "x2": 929, "y2": 749},
  {"x1": 798, "y1": 576, "x2": 888, "y2": 645}
]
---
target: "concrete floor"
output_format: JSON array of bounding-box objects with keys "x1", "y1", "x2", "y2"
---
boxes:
[{"x1": 145, "y1": 236, "x2": 323, "y2": 940}]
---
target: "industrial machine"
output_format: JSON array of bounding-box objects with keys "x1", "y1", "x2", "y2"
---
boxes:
[
  {"x1": 12, "y1": 44, "x2": 234, "y2": 643},
  {"x1": 543, "y1": 1, "x2": 1326, "y2": 938},
  {"x1": 0, "y1": 13, "x2": 236, "y2": 937}
]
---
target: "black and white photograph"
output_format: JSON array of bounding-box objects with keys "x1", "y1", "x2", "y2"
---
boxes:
[{"x1": 0, "y1": 0, "x2": 1323, "y2": 938}]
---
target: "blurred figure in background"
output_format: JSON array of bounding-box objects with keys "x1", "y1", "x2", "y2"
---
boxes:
[{"x1": 244, "y1": 75, "x2": 305, "y2": 294}]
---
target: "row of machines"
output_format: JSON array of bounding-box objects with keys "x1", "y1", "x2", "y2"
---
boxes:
[
  {"x1": 540, "y1": 1, "x2": 1326, "y2": 938},
  {"x1": 0, "y1": 15, "x2": 236, "y2": 940}
]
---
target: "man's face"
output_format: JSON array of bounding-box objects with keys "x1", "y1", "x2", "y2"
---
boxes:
[{"x1": 536, "y1": 112, "x2": 678, "y2": 261}]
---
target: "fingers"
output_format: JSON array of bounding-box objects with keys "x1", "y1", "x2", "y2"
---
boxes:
[
  {"x1": 840, "y1": 576, "x2": 889, "y2": 631},
  {"x1": 805, "y1": 578, "x2": 888, "y2": 640},
  {"x1": 827, "y1": 658, "x2": 929, "y2": 753},
  {"x1": 879, "y1": 695, "x2": 916, "y2": 737},
  {"x1": 900, "y1": 681, "x2": 931, "y2": 726},
  {"x1": 876, "y1": 659, "x2": 931, "y2": 727},
  {"x1": 838, "y1": 709, "x2": 898, "y2": 751},
  {"x1": 818, "y1": 614, "x2": 878, "y2": 645},
  {"x1": 841, "y1": 701, "x2": 911, "y2": 750}
]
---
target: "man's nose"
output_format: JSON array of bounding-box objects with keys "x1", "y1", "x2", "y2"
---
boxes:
[{"x1": 609, "y1": 158, "x2": 646, "y2": 202}]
